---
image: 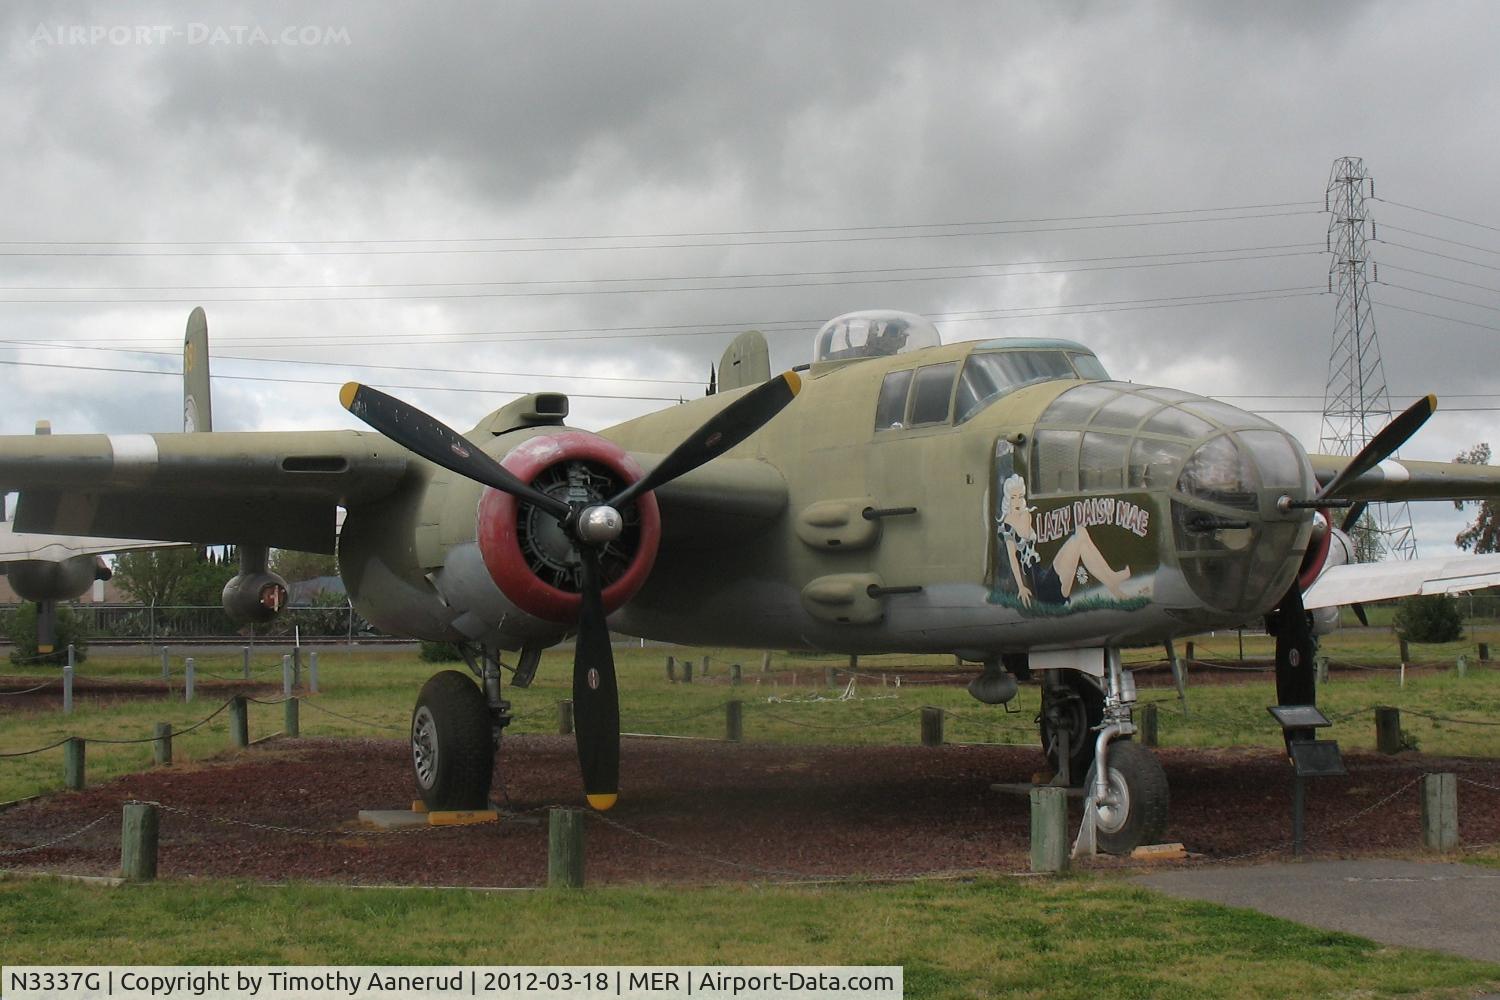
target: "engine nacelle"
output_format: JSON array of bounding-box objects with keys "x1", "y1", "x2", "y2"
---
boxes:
[
  {"x1": 222, "y1": 570, "x2": 290, "y2": 625},
  {"x1": 477, "y1": 430, "x2": 662, "y2": 623},
  {"x1": 4, "y1": 555, "x2": 106, "y2": 602},
  {"x1": 1309, "y1": 526, "x2": 1356, "y2": 636}
]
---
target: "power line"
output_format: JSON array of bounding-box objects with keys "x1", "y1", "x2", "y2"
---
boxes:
[
  {"x1": 1371, "y1": 298, "x2": 1500, "y2": 335},
  {"x1": 1379, "y1": 281, "x2": 1500, "y2": 316},
  {"x1": 3, "y1": 286, "x2": 1330, "y2": 351},
  {"x1": 1376, "y1": 239, "x2": 1500, "y2": 274},
  {"x1": 1377, "y1": 262, "x2": 1500, "y2": 297},
  {"x1": 0, "y1": 201, "x2": 1322, "y2": 248},
  {"x1": 1374, "y1": 197, "x2": 1500, "y2": 237},
  {"x1": 1379, "y1": 224, "x2": 1500, "y2": 259},
  {"x1": 0, "y1": 250, "x2": 1323, "y2": 304},
  {"x1": 0, "y1": 242, "x2": 1323, "y2": 293},
  {"x1": 0, "y1": 210, "x2": 1326, "y2": 257}
]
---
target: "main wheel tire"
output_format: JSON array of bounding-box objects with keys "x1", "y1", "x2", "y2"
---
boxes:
[
  {"x1": 1039, "y1": 671, "x2": 1104, "y2": 785},
  {"x1": 1083, "y1": 739, "x2": 1169, "y2": 855},
  {"x1": 411, "y1": 670, "x2": 494, "y2": 810}
]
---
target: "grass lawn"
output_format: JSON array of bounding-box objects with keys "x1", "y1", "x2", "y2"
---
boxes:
[{"x1": 1, "y1": 875, "x2": 1497, "y2": 999}]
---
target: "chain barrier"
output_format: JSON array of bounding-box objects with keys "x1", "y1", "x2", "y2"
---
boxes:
[
  {"x1": 0, "y1": 736, "x2": 75, "y2": 759},
  {"x1": 1458, "y1": 776, "x2": 1500, "y2": 795},
  {"x1": 589, "y1": 811, "x2": 817, "y2": 880},
  {"x1": 1402, "y1": 709, "x2": 1500, "y2": 728},
  {"x1": 297, "y1": 699, "x2": 406, "y2": 733},
  {"x1": 0, "y1": 815, "x2": 110, "y2": 857},
  {"x1": 0, "y1": 699, "x2": 234, "y2": 757},
  {"x1": 619, "y1": 703, "x2": 727, "y2": 730},
  {"x1": 0, "y1": 677, "x2": 62, "y2": 697},
  {"x1": 151, "y1": 801, "x2": 447, "y2": 838}
]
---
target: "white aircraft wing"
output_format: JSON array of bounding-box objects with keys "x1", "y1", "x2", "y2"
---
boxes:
[
  {"x1": 0, "y1": 518, "x2": 184, "y2": 563},
  {"x1": 1301, "y1": 553, "x2": 1500, "y2": 609}
]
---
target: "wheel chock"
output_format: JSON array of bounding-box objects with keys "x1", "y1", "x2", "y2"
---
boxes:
[
  {"x1": 411, "y1": 800, "x2": 429, "y2": 813},
  {"x1": 1130, "y1": 842, "x2": 1186, "y2": 861},
  {"x1": 427, "y1": 809, "x2": 499, "y2": 827}
]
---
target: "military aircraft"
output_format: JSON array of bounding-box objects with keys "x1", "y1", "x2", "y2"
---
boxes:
[
  {"x1": 4, "y1": 307, "x2": 1499, "y2": 853},
  {"x1": 0, "y1": 310, "x2": 218, "y2": 653}
]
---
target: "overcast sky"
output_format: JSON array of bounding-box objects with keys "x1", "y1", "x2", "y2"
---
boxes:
[{"x1": 3, "y1": 1, "x2": 1497, "y2": 555}]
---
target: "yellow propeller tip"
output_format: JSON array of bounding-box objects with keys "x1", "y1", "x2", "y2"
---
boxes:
[
  {"x1": 338, "y1": 382, "x2": 360, "y2": 410},
  {"x1": 1426, "y1": 393, "x2": 1438, "y2": 411},
  {"x1": 585, "y1": 793, "x2": 618, "y2": 812},
  {"x1": 782, "y1": 370, "x2": 802, "y2": 395}
]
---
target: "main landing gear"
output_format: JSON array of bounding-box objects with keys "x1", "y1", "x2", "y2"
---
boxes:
[
  {"x1": 410, "y1": 644, "x2": 541, "y2": 811},
  {"x1": 1034, "y1": 650, "x2": 1168, "y2": 856}
]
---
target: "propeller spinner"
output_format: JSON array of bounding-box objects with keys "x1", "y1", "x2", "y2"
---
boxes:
[{"x1": 342, "y1": 373, "x2": 801, "y2": 809}]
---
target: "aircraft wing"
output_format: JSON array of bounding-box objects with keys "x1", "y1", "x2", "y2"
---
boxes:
[
  {"x1": 0, "y1": 518, "x2": 186, "y2": 562},
  {"x1": 1309, "y1": 454, "x2": 1500, "y2": 501},
  {"x1": 626, "y1": 453, "x2": 788, "y2": 546},
  {"x1": 0, "y1": 430, "x2": 410, "y2": 554},
  {"x1": 1301, "y1": 553, "x2": 1500, "y2": 610}
]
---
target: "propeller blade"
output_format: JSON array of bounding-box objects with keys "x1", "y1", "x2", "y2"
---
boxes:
[
  {"x1": 572, "y1": 546, "x2": 620, "y2": 810},
  {"x1": 1340, "y1": 501, "x2": 1368, "y2": 533},
  {"x1": 1315, "y1": 394, "x2": 1437, "y2": 501},
  {"x1": 340, "y1": 383, "x2": 570, "y2": 519},
  {"x1": 608, "y1": 371, "x2": 801, "y2": 510}
]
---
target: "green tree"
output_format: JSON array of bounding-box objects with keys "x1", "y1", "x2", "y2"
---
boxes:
[
  {"x1": 1393, "y1": 594, "x2": 1464, "y2": 644},
  {"x1": 1453, "y1": 443, "x2": 1499, "y2": 553},
  {"x1": 270, "y1": 548, "x2": 339, "y2": 582},
  {"x1": 112, "y1": 548, "x2": 237, "y2": 606}
]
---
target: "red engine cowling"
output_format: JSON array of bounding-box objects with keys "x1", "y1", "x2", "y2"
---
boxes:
[{"x1": 476, "y1": 431, "x2": 661, "y2": 623}]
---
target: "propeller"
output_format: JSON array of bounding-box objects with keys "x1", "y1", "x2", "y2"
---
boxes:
[
  {"x1": 1314, "y1": 394, "x2": 1436, "y2": 502},
  {"x1": 342, "y1": 372, "x2": 802, "y2": 809}
]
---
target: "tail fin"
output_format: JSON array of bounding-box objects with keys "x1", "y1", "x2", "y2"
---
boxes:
[
  {"x1": 717, "y1": 329, "x2": 771, "y2": 392},
  {"x1": 183, "y1": 306, "x2": 212, "y2": 432}
]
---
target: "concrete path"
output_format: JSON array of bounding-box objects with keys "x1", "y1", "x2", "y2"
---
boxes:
[{"x1": 1135, "y1": 860, "x2": 1500, "y2": 965}]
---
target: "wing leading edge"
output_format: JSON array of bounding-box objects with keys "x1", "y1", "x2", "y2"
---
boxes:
[{"x1": 0, "y1": 430, "x2": 410, "y2": 554}]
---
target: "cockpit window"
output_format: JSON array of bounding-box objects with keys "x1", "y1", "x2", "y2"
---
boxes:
[
  {"x1": 874, "y1": 369, "x2": 914, "y2": 430},
  {"x1": 909, "y1": 362, "x2": 959, "y2": 424},
  {"x1": 954, "y1": 350, "x2": 1092, "y2": 423},
  {"x1": 814, "y1": 310, "x2": 942, "y2": 364}
]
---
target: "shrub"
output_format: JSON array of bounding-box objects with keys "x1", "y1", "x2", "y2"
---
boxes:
[
  {"x1": 7, "y1": 603, "x2": 89, "y2": 665},
  {"x1": 1392, "y1": 594, "x2": 1464, "y2": 644},
  {"x1": 419, "y1": 640, "x2": 466, "y2": 662}
]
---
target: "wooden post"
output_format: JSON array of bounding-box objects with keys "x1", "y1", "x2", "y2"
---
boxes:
[
  {"x1": 1399, "y1": 638, "x2": 1411, "y2": 664},
  {"x1": 824, "y1": 666, "x2": 837, "y2": 688},
  {"x1": 702, "y1": 655, "x2": 711, "y2": 677},
  {"x1": 548, "y1": 808, "x2": 585, "y2": 888},
  {"x1": 64, "y1": 738, "x2": 85, "y2": 790},
  {"x1": 1480, "y1": 642, "x2": 1492, "y2": 662},
  {"x1": 1029, "y1": 786, "x2": 1070, "y2": 874},
  {"x1": 920, "y1": 706, "x2": 944, "y2": 747},
  {"x1": 729, "y1": 663, "x2": 742, "y2": 686},
  {"x1": 665, "y1": 655, "x2": 676, "y2": 682},
  {"x1": 242, "y1": 646, "x2": 251, "y2": 680},
  {"x1": 1456, "y1": 654, "x2": 1468, "y2": 678},
  {"x1": 725, "y1": 700, "x2": 743, "y2": 742},
  {"x1": 1184, "y1": 641, "x2": 1195, "y2": 663},
  {"x1": 153, "y1": 722, "x2": 173, "y2": 766},
  {"x1": 1375, "y1": 706, "x2": 1403, "y2": 754},
  {"x1": 284, "y1": 696, "x2": 300, "y2": 738},
  {"x1": 849, "y1": 654, "x2": 859, "y2": 674},
  {"x1": 682, "y1": 660, "x2": 694, "y2": 684},
  {"x1": 282, "y1": 654, "x2": 293, "y2": 696},
  {"x1": 292, "y1": 646, "x2": 302, "y2": 689},
  {"x1": 309, "y1": 651, "x2": 320, "y2": 693},
  {"x1": 229, "y1": 695, "x2": 249, "y2": 749},
  {"x1": 161, "y1": 647, "x2": 170, "y2": 680},
  {"x1": 120, "y1": 802, "x2": 159, "y2": 882},
  {"x1": 1421, "y1": 772, "x2": 1458, "y2": 852},
  {"x1": 1140, "y1": 703, "x2": 1159, "y2": 748},
  {"x1": 62, "y1": 655, "x2": 74, "y2": 716},
  {"x1": 558, "y1": 699, "x2": 574, "y2": 736},
  {"x1": 761, "y1": 650, "x2": 772, "y2": 673},
  {"x1": 184, "y1": 657, "x2": 196, "y2": 703},
  {"x1": 1315, "y1": 653, "x2": 1330, "y2": 686}
]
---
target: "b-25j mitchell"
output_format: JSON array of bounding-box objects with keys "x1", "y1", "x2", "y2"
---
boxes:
[{"x1": 5, "y1": 308, "x2": 1500, "y2": 853}]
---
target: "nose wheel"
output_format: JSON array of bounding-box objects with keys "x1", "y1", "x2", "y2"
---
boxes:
[
  {"x1": 411, "y1": 670, "x2": 495, "y2": 811},
  {"x1": 1082, "y1": 739, "x2": 1169, "y2": 855}
]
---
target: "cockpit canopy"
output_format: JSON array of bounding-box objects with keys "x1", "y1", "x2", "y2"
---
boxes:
[{"x1": 813, "y1": 310, "x2": 942, "y2": 364}]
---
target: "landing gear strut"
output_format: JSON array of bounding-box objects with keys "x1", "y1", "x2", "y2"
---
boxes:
[
  {"x1": 410, "y1": 645, "x2": 517, "y2": 810},
  {"x1": 1032, "y1": 651, "x2": 1169, "y2": 856}
]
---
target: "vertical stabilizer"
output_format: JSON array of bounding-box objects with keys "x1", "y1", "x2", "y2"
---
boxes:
[
  {"x1": 183, "y1": 306, "x2": 212, "y2": 432},
  {"x1": 717, "y1": 329, "x2": 771, "y2": 392}
]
